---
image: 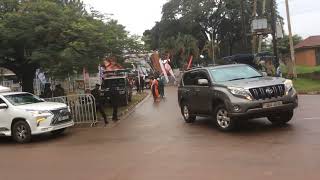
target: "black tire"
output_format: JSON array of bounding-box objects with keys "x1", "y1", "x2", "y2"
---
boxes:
[
  {"x1": 12, "y1": 120, "x2": 32, "y2": 143},
  {"x1": 51, "y1": 128, "x2": 66, "y2": 136},
  {"x1": 213, "y1": 104, "x2": 236, "y2": 131},
  {"x1": 181, "y1": 103, "x2": 196, "y2": 123},
  {"x1": 268, "y1": 110, "x2": 294, "y2": 126}
]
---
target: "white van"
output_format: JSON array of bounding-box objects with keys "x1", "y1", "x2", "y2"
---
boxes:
[{"x1": 0, "y1": 86, "x2": 74, "y2": 143}]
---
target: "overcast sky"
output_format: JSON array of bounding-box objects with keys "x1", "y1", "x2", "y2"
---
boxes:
[{"x1": 82, "y1": 0, "x2": 320, "y2": 39}]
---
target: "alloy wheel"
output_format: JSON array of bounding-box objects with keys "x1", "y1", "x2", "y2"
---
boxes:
[{"x1": 216, "y1": 109, "x2": 231, "y2": 129}]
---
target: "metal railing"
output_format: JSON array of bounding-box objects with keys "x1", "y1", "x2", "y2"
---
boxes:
[{"x1": 45, "y1": 94, "x2": 97, "y2": 126}]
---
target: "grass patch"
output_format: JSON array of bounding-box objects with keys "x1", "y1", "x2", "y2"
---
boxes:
[
  {"x1": 293, "y1": 78, "x2": 320, "y2": 93},
  {"x1": 280, "y1": 65, "x2": 320, "y2": 76},
  {"x1": 296, "y1": 66, "x2": 320, "y2": 74}
]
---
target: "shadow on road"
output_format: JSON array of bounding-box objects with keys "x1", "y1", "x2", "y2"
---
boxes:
[
  {"x1": 190, "y1": 117, "x2": 295, "y2": 135},
  {"x1": 0, "y1": 131, "x2": 74, "y2": 145}
]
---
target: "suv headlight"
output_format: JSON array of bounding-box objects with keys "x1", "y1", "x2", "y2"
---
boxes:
[
  {"x1": 228, "y1": 87, "x2": 253, "y2": 101},
  {"x1": 284, "y1": 79, "x2": 294, "y2": 95},
  {"x1": 26, "y1": 110, "x2": 52, "y2": 116}
]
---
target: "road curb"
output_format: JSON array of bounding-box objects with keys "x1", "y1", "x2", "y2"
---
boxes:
[
  {"x1": 298, "y1": 91, "x2": 320, "y2": 95},
  {"x1": 120, "y1": 92, "x2": 151, "y2": 121}
]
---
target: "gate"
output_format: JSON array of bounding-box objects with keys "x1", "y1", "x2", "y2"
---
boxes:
[{"x1": 45, "y1": 94, "x2": 97, "y2": 126}]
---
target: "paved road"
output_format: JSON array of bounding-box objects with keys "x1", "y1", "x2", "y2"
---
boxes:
[{"x1": 1, "y1": 87, "x2": 320, "y2": 180}]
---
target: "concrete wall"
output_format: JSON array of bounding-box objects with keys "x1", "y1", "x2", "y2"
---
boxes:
[{"x1": 295, "y1": 49, "x2": 316, "y2": 66}]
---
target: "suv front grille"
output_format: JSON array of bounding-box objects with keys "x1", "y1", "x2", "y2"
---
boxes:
[
  {"x1": 249, "y1": 84, "x2": 285, "y2": 100},
  {"x1": 50, "y1": 108, "x2": 72, "y2": 125}
]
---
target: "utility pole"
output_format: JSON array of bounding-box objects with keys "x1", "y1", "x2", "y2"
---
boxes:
[
  {"x1": 212, "y1": 32, "x2": 215, "y2": 65},
  {"x1": 271, "y1": 0, "x2": 279, "y2": 68},
  {"x1": 252, "y1": 0, "x2": 257, "y2": 54},
  {"x1": 258, "y1": 0, "x2": 266, "y2": 53},
  {"x1": 285, "y1": 0, "x2": 297, "y2": 78},
  {"x1": 240, "y1": 0, "x2": 247, "y2": 49}
]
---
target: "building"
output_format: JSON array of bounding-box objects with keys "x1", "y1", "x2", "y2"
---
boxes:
[{"x1": 294, "y1": 36, "x2": 320, "y2": 66}]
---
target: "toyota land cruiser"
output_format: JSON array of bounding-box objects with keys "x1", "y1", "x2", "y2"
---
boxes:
[{"x1": 178, "y1": 64, "x2": 298, "y2": 131}]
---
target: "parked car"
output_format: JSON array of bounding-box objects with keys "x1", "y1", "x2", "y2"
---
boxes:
[
  {"x1": 178, "y1": 64, "x2": 298, "y2": 131},
  {"x1": 0, "y1": 87, "x2": 74, "y2": 143},
  {"x1": 101, "y1": 76, "x2": 133, "y2": 106}
]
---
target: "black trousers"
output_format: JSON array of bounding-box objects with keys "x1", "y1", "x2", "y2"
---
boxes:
[
  {"x1": 112, "y1": 103, "x2": 118, "y2": 120},
  {"x1": 96, "y1": 104, "x2": 108, "y2": 124}
]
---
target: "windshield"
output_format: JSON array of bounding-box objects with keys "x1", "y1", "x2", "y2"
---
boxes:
[
  {"x1": 4, "y1": 93, "x2": 44, "y2": 106},
  {"x1": 210, "y1": 65, "x2": 262, "y2": 83},
  {"x1": 102, "y1": 78, "x2": 126, "y2": 89}
]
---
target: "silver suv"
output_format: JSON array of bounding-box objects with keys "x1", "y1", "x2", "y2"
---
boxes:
[{"x1": 178, "y1": 64, "x2": 298, "y2": 131}]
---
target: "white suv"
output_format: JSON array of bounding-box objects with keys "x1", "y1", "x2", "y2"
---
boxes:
[{"x1": 0, "y1": 87, "x2": 74, "y2": 143}]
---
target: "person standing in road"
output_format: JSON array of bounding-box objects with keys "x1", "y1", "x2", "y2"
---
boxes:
[
  {"x1": 158, "y1": 74, "x2": 165, "y2": 98},
  {"x1": 110, "y1": 84, "x2": 120, "y2": 122},
  {"x1": 91, "y1": 84, "x2": 108, "y2": 126},
  {"x1": 140, "y1": 75, "x2": 145, "y2": 93},
  {"x1": 151, "y1": 77, "x2": 159, "y2": 102},
  {"x1": 135, "y1": 76, "x2": 140, "y2": 93}
]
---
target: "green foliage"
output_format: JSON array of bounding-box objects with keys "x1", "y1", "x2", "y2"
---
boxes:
[
  {"x1": 277, "y1": 34, "x2": 303, "y2": 56},
  {"x1": 143, "y1": 0, "x2": 284, "y2": 68},
  {"x1": 0, "y1": 0, "x2": 143, "y2": 91}
]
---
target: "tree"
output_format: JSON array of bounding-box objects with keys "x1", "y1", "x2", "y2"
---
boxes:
[
  {"x1": 143, "y1": 0, "x2": 283, "y2": 64},
  {"x1": 0, "y1": 0, "x2": 139, "y2": 92},
  {"x1": 278, "y1": 34, "x2": 303, "y2": 56}
]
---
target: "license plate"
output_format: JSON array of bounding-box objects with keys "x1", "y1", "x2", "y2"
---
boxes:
[
  {"x1": 263, "y1": 101, "x2": 283, "y2": 108},
  {"x1": 58, "y1": 116, "x2": 69, "y2": 121}
]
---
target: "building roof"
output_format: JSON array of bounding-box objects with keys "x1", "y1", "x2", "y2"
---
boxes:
[{"x1": 295, "y1": 35, "x2": 320, "y2": 50}]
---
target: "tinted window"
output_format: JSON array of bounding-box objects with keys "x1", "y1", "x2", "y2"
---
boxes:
[
  {"x1": 183, "y1": 72, "x2": 196, "y2": 86},
  {"x1": 102, "y1": 78, "x2": 126, "y2": 89}
]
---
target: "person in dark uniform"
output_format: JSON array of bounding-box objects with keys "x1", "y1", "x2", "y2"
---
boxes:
[
  {"x1": 91, "y1": 84, "x2": 108, "y2": 125},
  {"x1": 41, "y1": 83, "x2": 53, "y2": 98},
  {"x1": 110, "y1": 84, "x2": 120, "y2": 121},
  {"x1": 53, "y1": 84, "x2": 65, "y2": 97},
  {"x1": 135, "y1": 76, "x2": 140, "y2": 93},
  {"x1": 140, "y1": 75, "x2": 145, "y2": 92}
]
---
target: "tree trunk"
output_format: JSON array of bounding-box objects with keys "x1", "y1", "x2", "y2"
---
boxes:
[
  {"x1": 21, "y1": 71, "x2": 36, "y2": 93},
  {"x1": 19, "y1": 65, "x2": 37, "y2": 93}
]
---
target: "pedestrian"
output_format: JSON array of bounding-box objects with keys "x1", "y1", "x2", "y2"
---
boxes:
[
  {"x1": 110, "y1": 84, "x2": 120, "y2": 122},
  {"x1": 158, "y1": 74, "x2": 165, "y2": 98},
  {"x1": 135, "y1": 76, "x2": 140, "y2": 93},
  {"x1": 151, "y1": 77, "x2": 159, "y2": 102},
  {"x1": 140, "y1": 75, "x2": 145, "y2": 93},
  {"x1": 53, "y1": 84, "x2": 65, "y2": 97},
  {"x1": 41, "y1": 83, "x2": 53, "y2": 98},
  {"x1": 91, "y1": 84, "x2": 108, "y2": 126}
]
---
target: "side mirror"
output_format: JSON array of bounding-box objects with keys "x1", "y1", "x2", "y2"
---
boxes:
[
  {"x1": 198, "y1": 79, "x2": 209, "y2": 86},
  {"x1": 262, "y1": 72, "x2": 268, "y2": 77},
  {"x1": 0, "y1": 103, "x2": 8, "y2": 109}
]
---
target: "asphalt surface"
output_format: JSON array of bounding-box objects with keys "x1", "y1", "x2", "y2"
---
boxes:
[{"x1": 1, "y1": 87, "x2": 320, "y2": 180}]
